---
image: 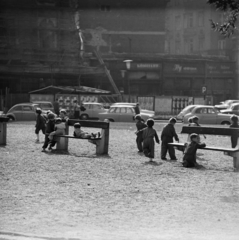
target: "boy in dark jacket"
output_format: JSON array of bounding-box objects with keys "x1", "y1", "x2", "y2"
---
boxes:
[
  {"x1": 35, "y1": 108, "x2": 46, "y2": 143},
  {"x1": 135, "y1": 114, "x2": 147, "y2": 152},
  {"x1": 161, "y1": 117, "x2": 179, "y2": 160},
  {"x1": 42, "y1": 113, "x2": 55, "y2": 151},
  {"x1": 182, "y1": 133, "x2": 206, "y2": 168},
  {"x1": 230, "y1": 115, "x2": 239, "y2": 148}
]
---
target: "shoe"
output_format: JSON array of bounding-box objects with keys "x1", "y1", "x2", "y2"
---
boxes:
[
  {"x1": 48, "y1": 146, "x2": 52, "y2": 150},
  {"x1": 170, "y1": 158, "x2": 178, "y2": 161},
  {"x1": 161, "y1": 158, "x2": 167, "y2": 160},
  {"x1": 97, "y1": 132, "x2": 101, "y2": 138},
  {"x1": 42, "y1": 148, "x2": 46, "y2": 152},
  {"x1": 35, "y1": 139, "x2": 40, "y2": 143}
]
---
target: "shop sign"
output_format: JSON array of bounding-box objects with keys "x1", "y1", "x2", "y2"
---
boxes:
[
  {"x1": 130, "y1": 63, "x2": 162, "y2": 70},
  {"x1": 164, "y1": 62, "x2": 204, "y2": 75},
  {"x1": 206, "y1": 62, "x2": 234, "y2": 76}
]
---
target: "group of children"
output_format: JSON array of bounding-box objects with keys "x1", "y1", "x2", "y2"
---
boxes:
[
  {"x1": 135, "y1": 114, "x2": 239, "y2": 168},
  {"x1": 35, "y1": 108, "x2": 101, "y2": 152}
]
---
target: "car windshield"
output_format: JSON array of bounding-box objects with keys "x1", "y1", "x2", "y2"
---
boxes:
[{"x1": 181, "y1": 105, "x2": 195, "y2": 113}]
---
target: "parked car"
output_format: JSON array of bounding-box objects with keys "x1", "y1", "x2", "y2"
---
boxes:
[
  {"x1": 6, "y1": 103, "x2": 39, "y2": 121},
  {"x1": 80, "y1": 102, "x2": 107, "y2": 120},
  {"x1": 220, "y1": 103, "x2": 239, "y2": 116},
  {"x1": 183, "y1": 105, "x2": 234, "y2": 125},
  {"x1": 32, "y1": 101, "x2": 54, "y2": 113},
  {"x1": 215, "y1": 100, "x2": 239, "y2": 111},
  {"x1": 176, "y1": 105, "x2": 198, "y2": 121},
  {"x1": 111, "y1": 102, "x2": 155, "y2": 115},
  {"x1": 98, "y1": 105, "x2": 154, "y2": 122}
]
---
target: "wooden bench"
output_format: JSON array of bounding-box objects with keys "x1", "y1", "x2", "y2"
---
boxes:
[
  {"x1": 56, "y1": 119, "x2": 110, "y2": 155},
  {"x1": 168, "y1": 126, "x2": 239, "y2": 171}
]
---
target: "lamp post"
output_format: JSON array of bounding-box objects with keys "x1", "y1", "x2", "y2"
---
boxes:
[{"x1": 123, "y1": 60, "x2": 133, "y2": 98}]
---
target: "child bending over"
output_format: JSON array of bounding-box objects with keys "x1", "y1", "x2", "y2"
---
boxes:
[
  {"x1": 48, "y1": 118, "x2": 66, "y2": 141},
  {"x1": 141, "y1": 118, "x2": 160, "y2": 162},
  {"x1": 135, "y1": 114, "x2": 147, "y2": 152},
  {"x1": 182, "y1": 133, "x2": 206, "y2": 168},
  {"x1": 73, "y1": 123, "x2": 100, "y2": 139}
]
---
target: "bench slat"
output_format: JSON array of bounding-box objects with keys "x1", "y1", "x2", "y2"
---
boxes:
[
  {"x1": 67, "y1": 119, "x2": 109, "y2": 129},
  {"x1": 168, "y1": 142, "x2": 239, "y2": 153},
  {"x1": 58, "y1": 135, "x2": 101, "y2": 140},
  {"x1": 181, "y1": 126, "x2": 239, "y2": 136}
]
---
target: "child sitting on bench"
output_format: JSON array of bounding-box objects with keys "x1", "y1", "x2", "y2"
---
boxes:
[
  {"x1": 230, "y1": 115, "x2": 239, "y2": 148},
  {"x1": 73, "y1": 122, "x2": 100, "y2": 139},
  {"x1": 182, "y1": 133, "x2": 206, "y2": 168},
  {"x1": 48, "y1": 118, "x2": 66, "y2": 141}
]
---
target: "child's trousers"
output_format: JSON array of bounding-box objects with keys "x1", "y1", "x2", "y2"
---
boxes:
[
  {"x1": 161, "y1": 140, "x2": 176, "y2": 159},
  {"x1": 136, "y1": 136, "x2": 143, "y2": 152}
]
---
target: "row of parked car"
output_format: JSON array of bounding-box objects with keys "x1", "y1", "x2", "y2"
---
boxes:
[
  {"x1": 2, "y1": 101, "x2": 155, "y2": 122},
  {"x1": 177, "y1": 99, "x2": 239, "y2": 125}
]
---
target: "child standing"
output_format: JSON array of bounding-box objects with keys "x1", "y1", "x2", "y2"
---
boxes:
[
  {"x1": 73, "y1": 122, "x2": 100, "y2": 139},
  {"x1": 35, "y1": 108, "x2": 46, "y2": 143},
  {"x1": 135, "y1": 114, "x2": 147, "y2": 152},
  {"x1": 42, "y1": 113, "x2": 55, "y2": 152},
  {"x1": 141, "y1": 119, "x2": 160, "y2": 162},
  {"x1": 182, "y1": 133, "x2": 206, "y2": 168},
  {"x1": 230, "y1": 115, "x2": 239, "y2": 148},
  {"x1": 161, "y1": 117, "x2": 179, "y2": 160}
]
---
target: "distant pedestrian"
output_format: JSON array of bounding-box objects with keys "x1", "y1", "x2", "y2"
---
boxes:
[
  {"x1": 134, "y1": 114, "x2": 147, "y2": 152},
  {"x1": 182, "y1": 133, "x2": 206, "y2": 168},
  {"x1": 230, "y1": 115, "x2": 239, "y2": 148},
  {"x1": 161, "y1": 117, "x2": 179, "y2": 160},
  {"x1": 141, "y1": 118, "x2": 160, "y2": 162},
  {"x1": 134, "y1": 102, "x2": 141, "y2": 115},
  {"x1": 53, "y1": 98, "x2": 60, "y2": 116},
  {"x1": 35, "y1": 108, "x2": 46, "y2": 143}
]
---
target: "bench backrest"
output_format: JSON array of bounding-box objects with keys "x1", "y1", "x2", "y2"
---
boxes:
[
  {"x1": 67, "y1": 119, "x2": 110, "y2": 129},
  {"x1": 181, "y1": 126, "x2": 239, "y2": 136}
]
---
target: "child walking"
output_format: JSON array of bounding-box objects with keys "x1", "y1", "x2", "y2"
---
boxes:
[
  {"x1": 35, "y1": 108, "x2": 46, "y2": 143},
  {"x1": 73, "y1": 122, "x2": 100, "y2": 139},
  {"x1": 135, "y1": 114, "x2": 147, "y2": 152},
  {"x1": 161, "y1": 117, "x2": 179, "y2": 160},
  {"x1": 182, "y1": 133, "x2": 206, "y2": 168},
  {"x1": 141, "y1": 119, "x2": 160, "y2": 162}
]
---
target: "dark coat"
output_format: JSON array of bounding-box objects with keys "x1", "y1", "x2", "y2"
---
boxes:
[
  {"x1": 230, "y1": 122, "x2": 239, "y2": 148},
  {"x1": 161, "y1": 123, "x2": 179, "y2": 142}
]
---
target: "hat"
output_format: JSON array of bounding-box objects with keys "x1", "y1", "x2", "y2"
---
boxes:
[
  {"x1": 135, "y1": 114, "x2": 142, "y2": 120},
  {"x1": 192, "y1": 116, "x2": 199, "y2": 121},
  {"x1": 169, "y1": 117, "x2": 177, "y2": 123},
  {"x1": 36, "y1": 108, "x2": 42, "y2": 114},
  {"x1": 55, "y1": 118, "x2": 62, "y2": 124},
  {"x1": 188, "y1": 117, "x2": 193, "y2": 123},
  {"x1": 48, "y1": 113, "x2": 55, "y2": 120},
  {"x1": 60, "y1": 109, "x2": 67, "y2": 115},
  {"x1": 74, "y1": 122, "x2": 81, "y2": 128},
  {"x1": 190, "y1": 133, "x2": 199, "y2": 140}
]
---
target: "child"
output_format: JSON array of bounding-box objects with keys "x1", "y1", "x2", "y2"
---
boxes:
[
  {"x1": 182, "y1": 133, "x2": 206, "y2": 168},
  {"x1": 73, "y1": 122, "x2": 100, "y2": 139},
  {"x1": 192, "y1": 116, "x2": 206, "y2": 139},
  {"x1": 135, "y1": 114, "x2": 147, "y2": 152},
  {"x1": 42, "y1": 113, "x2": 55, "y2": 152},
  {"x1": 141, "y1": 118, "x2": 160, "y2": 162},
  {"x1": 161, "y1": 117, "x2": 179, "y2": 160},
  {"x1": 48, "y1": 118, "x2": 66, "y2": 141},
  {"x1": 35, "y1": 108, "x2": 46, "y2": 143},
  {"x1": 230, "y1": 115, "x2": 239, "y2": 148},
  {"x1": 59, "y1": 109, "x2": 69, "y2": 123}
]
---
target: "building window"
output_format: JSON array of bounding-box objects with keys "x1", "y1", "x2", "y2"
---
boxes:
[
  {"x1": 218, "y1": 40, "x2": 226, "y2": 49},
  {"x1": 198, "y1": 11, "x2": 204, "y2": 27},
  {"x1": 199, "y1": 38, "x2": 204, "y2": 51},
  {"x1": 38, "y1": 18, "x2": 57, "y2": 49},
  {"x1": 175, "y1": 40, "x2": 181, "y2": 54},
  {"x1": 175, "y1": 16, "x2": 181, "y2": 30},
  {"x1": 184, "y1": 13, "x2": 193, "y2": 28}
]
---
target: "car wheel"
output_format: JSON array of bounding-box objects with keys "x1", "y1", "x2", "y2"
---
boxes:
[
  {"x1": 81, "y1": 114, "x2": 89, "y2": 120},
  {"x1": 221, "y1": 121, "x2": 230, "y2": 125},
  {"x1": 7, "y1": 116, "x2": 15, "y2": 121}
]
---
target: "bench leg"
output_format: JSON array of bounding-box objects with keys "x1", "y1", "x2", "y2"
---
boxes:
[
  {"x1": 95, "y1": 128, "x2": 109, "y2": 155},
  {"x1": 233, "y1": 156, "x2": 239, "y2": 172},
  {"x1": 56, "y1": 137, "x2": 68, "y2": 151}
]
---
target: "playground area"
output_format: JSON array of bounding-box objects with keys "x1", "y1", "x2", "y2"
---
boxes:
[{"x1": 1, "y1": 121, "x2": 239, "y2": 240}]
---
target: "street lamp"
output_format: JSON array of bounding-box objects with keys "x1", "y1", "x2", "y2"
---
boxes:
[{"x1": 123, "y1": 59, "x2": 133, "y2": 70}]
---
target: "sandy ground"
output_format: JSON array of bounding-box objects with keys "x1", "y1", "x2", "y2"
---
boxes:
[{"x1": 1, "y1": 121, "x2": 239, "y2": 240}]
